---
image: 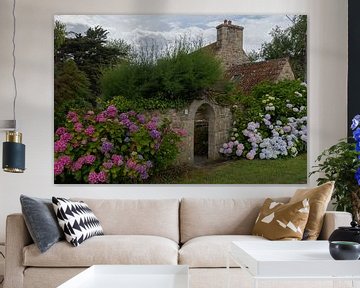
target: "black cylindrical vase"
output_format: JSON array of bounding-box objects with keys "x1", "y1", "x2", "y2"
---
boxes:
[{"x1": 2, "y1": 131, "x2": 25, "y2": 173}]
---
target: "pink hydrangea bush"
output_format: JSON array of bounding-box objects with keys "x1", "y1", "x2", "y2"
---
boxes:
[{"x1": 54, "y1": 105, "x2": 186, "y2": 184}]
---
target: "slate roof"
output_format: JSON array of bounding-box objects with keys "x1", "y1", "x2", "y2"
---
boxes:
[{"x1": 227, "y1": 58, "x2": 291, "y2": 94}]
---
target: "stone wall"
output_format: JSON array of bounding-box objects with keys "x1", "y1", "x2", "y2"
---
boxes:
[
  {"x1": 146, "y1": 97, "x2": 232, "y2": 165},
  {"x1": 277, "y1": 60, "x2": 295, "y2": 81}
]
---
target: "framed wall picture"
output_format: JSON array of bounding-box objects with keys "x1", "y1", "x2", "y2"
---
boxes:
[{"x1": 54, "y1": 14, "x2": 307, "y2": 184}]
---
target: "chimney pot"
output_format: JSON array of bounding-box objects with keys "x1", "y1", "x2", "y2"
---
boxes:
[
  {"x1": 224, "y1": 19, "x2": 227, "y2": 25},
  {"x1": 228, "y1": 20, "x2": 232, "y2": 25}
]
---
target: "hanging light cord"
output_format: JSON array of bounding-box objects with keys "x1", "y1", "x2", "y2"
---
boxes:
[
  {"x1": 0, "y1": 250, "x2": 4, "y2": 284},
  {"x1": 11, "y1": 0, "x2": 18, "y2": 126}
]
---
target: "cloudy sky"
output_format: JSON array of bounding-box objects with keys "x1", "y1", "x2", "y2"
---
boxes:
[{"x1": 55, "y1": 15, "x2": 297, "y2": 52}]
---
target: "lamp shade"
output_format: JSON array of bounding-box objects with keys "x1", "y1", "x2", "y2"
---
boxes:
[{"x1": 2, "y1": 131, "x2": 25, "y2": 173}]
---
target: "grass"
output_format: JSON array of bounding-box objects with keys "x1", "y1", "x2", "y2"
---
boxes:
[{"x1": 166, "y1": 153, "x2": 307, "y2": 184}]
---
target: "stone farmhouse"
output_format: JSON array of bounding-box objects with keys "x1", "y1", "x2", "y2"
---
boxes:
[
  {"x1": 165, "y1": 20, "x2": 295, "y2": 165},
  {"x1": 204, "y1": 19, "x2": 295, "y2": 94}
]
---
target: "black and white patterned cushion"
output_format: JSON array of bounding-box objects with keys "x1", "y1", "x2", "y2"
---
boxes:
[{"x1": 52, "y1": 197, "x2": 104, "y2": 247}]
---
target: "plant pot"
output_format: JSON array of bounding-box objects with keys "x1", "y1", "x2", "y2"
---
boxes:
[{"x1": 329, "y1": 221, "x2": 360, "y2": 244}]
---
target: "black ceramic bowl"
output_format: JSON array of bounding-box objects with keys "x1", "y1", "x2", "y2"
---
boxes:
[{"x1": 329, "y1": 241, "x2": 360, "y2": 260}]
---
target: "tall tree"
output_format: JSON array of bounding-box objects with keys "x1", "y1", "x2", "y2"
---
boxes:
[
  {"x1": 55, "y1": 60, "x2": 91, "y2": 104},
  {"x1": 256, "y1": 15, "x2": 307, "y2": 80},
  {"x1": 55, "y1": 25, "x2": 130, "y2": 102},
  {"x1": 105, "y1": 39, "x2": 132, "y2": 65},
  {"x1": 54, "y1": 60, "x2": 92, "y2": 128},
  {"x1": 54, "y1": 21, "x2": 66, "y2": 64},
  {"x1": 262, "y1": 15, "x2": 307, "y2": 80},
  {"x1": 54, "y1": 21, "x2": 66, "y2": 51}
]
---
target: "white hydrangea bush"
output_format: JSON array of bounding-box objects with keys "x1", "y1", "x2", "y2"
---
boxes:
[{"x1": 220, "y1": 80, "x2": 307, "y2": 160}]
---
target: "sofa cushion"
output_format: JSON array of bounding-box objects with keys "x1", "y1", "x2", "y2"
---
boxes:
[
  {"x1": 180, "y1": 198, "x2": 289, "y2": 243},
  {"x1": 23, "y1": 235, "x2": 178, "y2": 267},
  {"x1": 290, "y1": 181, "x2": 334, "y2": 240},
  {"x1": 52, "y1": 197, "x2": 104, "y2": 247},
  {"x1": 20, "y1": 195, "x2": 64, "y2": 253},
  {"x1": 72, "y1": 198, "x2": 179, "y2": 243},
  {"x1": 252, "y1": 198, "x2": 310, "y2": 240},
  {"x1": 179, "y1": 235, "x2": 267, "y2": 268}
]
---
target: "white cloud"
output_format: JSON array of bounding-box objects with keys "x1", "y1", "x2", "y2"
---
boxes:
[{"x1": 55, "y1": 14, "x2": 298, "y2": 53}]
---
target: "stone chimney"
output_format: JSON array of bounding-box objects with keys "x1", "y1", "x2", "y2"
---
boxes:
[
  {"x1": 216, "y1": 19, "x2": 244, "y2": 50},
  {"x1": 215, "y1": 20, "x2": 248, "y2": 69}
]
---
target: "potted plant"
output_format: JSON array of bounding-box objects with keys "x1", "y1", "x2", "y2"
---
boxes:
[{"x1": 310, "y1": 115, "x2": 360, "y2": 222}]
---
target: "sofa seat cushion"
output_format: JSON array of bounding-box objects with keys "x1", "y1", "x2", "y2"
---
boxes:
[
  {"x1": 179, "y1": 235, "x2": 267, "y2": 268},
  {"x1": 23, "y1": 235, "x2": 178, "y2": 267}
]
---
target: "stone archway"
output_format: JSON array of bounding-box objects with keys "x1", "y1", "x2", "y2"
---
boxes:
[
  {"x1": 156, "y1": 97, "x2": 232, "y2": 164},
  {"x1": 194, "y1": 103, "x2": 215, "y2": 163},
  {"x1": 185, "y1": 98, "x2": 233, "y2": 164}
]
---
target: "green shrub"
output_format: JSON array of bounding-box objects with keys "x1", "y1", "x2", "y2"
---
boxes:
[
  {"x1": 54, "y1": 60, "x2": 93, "y2": 129},
  {"x1": 101, "y1": 49, "x2": 223, "y2": 105},
  {"x1": 100, "y1": 95, "x2": 189, "y2": 113}
]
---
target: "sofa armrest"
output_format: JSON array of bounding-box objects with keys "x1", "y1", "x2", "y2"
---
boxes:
[
  {"x1": 4, "y1": 213, "x2": 32, "y2": 288},
  {"x1": 318, "y1": 211, "x2": 352, "y2": 240}
]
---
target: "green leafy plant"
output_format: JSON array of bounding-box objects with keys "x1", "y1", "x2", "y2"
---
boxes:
[
  {"x1": 100, "y1": 95, "x2": 189, "y2": 113},
  {"x1": 100, "y1": 46, "x2": 224, "y2": 105},
  {"x1": 310, "y1": 115, "x2": 360, "y2": 221}
]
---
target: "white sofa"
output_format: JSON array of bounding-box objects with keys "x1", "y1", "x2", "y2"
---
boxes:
[{"x1": 4, "y1": 198, "x2": 352, "y2": 288}]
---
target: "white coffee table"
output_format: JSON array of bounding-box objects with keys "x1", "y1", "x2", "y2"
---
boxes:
[
  {"x1": 228, "y1": 241, "x2": 360, "y2": 288},
  {"x1": 57, "y1": 265, "x2": 189, "y2": 288}
]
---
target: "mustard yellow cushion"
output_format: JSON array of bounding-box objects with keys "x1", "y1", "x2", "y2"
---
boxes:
[
  {"x1": 252, "y1": 198, "x2": 310, "y2": 240},
  {"x1": 289, "y1": 181, "x2": 334, "y2": 240}
]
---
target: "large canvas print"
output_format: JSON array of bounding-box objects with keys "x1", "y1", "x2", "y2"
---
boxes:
[{"x1": 54, "y1": 15, "x2": 307, "y2": 184}]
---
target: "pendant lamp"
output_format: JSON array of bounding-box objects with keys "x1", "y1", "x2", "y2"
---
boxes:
[{"x1": 1, "y1": 0, "x2": 26, "y2": 173}]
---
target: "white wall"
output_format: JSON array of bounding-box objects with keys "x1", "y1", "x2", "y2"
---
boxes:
[{"x1": 0, "y1": 0, "x2": 348, "y2": 242}]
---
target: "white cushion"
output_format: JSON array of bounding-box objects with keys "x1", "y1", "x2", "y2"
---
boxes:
[
  {"x1": 179, "y1": 235, "x2": 267, "y2": 268},
  {"x1": 52, "y1": 197, "x2": 103, "y2": 247}
]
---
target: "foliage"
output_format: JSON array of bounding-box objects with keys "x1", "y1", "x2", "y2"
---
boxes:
[
  {"x1": 55, "y1": 99, "x2": 93, "y2": 132},
  {"x1": 133, "y1": 34, "x2": 204, "y2": 64},
  {"x1": 54, "y1": 60, "x2": 91, "y2": 103},
  {"x1": 220, "y1": 80, "x2": 307, "y2": 160},
  {"x1": 54, "y1": 21, "x2": 66, "y2": 52},
  {"x1": 105, "y1": 39, "x2": 132, "y2": 64},
  {"x1": 209, "y1": 81, "x2": 239, "y2": 106},
  {"x1": 101, "y1": 95, "x2": 188, "y2": 113},
  {"x1": 54, "y1": 60, "x2": 93, "y2": 128},
  {"x1": 251, "y1": 15, "x2": 307, "y2": 80},
  {"x1": 54, "y1": 22, "x2": 132, "y2": 130},
  {"x1": 101, "y1": 48, "x2": 223, "y2": 104},
  {"x1": 54, "y1": 106, "x2": 186, "y2": 184},
  {"x1": 310, "y1": 115, "x2": 360, "y2": 220},
  {"x1": 310, "y1": 141, "x2": 360, "y2": 212},
  {"x1": 262, "y1": 15, "x2": 307, "y2": 80},
  {"x1": 55, "y1": 23, "x2": 130, "y2": 100},
  {"x1": 247, "y1": 49, "x2": 262, "y2": 63},
  {"x1": 101, "y1": 85, "x2": 235, "y2": 113}
]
